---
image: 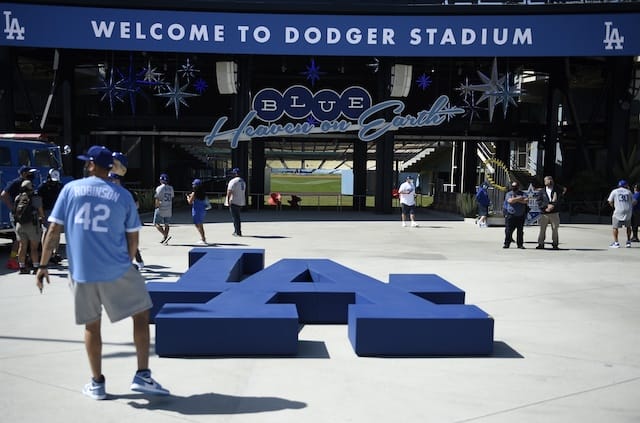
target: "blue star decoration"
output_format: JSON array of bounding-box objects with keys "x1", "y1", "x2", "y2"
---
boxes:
[
  {"x1": 117, "y1": 54, "x2": 144, "y2": 115},
  {"x1": 91, "y1": 66, "x2": 126, "y2": 113},
  {"x1": 178, "y1": 58, "x2": 200, "y2": 82},
  {"x1": 301, "y1": 58, "x2": 325, "y2": 87},
  {"x1": 461, "y1": 91, "x2": 487, "y2": 125},
  {"x1": 155, "y1": 73, "x2": 199, "y2": 119},
  {"x1": 416, "y1": 73, "x2": 432, "y2": 91},
  {"x1": 305, "y1": 116, "x2": 318, "y2": 127},
  {"x1": 193, "y1": 78, "x2": 208, "y2": 95}
]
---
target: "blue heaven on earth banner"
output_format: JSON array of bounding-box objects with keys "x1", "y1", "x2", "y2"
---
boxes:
[{"x1": 1, "y1": 3, "x2": 639, "y2": 56}]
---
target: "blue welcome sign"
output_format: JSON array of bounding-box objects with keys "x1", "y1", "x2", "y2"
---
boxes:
[
  {"x1": 1, "y1": 3, "x2": 639, "y2": 56},
  {"x1": 146, "y1": 249, "x2": 495, "y2": 357}
]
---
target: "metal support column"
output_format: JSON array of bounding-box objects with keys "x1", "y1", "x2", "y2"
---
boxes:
[
  {"x1": 353, "y1": 139, "x2": 367, "y2": 211},
  {"x1": 0, "y1": 48, "x2": 15, "y2": 132}
]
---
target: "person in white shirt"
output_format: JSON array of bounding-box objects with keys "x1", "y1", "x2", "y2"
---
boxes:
[
  {"x1": 607, "y1": 180, "x2": 634, "y2": 248},
  {"x1": 153, "y1": 174, "x2": 174, "y2": 244},
  {"x1": 398, "y1": 176, "x2": 418, "y2": 227},
  {"x1": 225, "y1": 168, "x2": 246, "y2": 236}
]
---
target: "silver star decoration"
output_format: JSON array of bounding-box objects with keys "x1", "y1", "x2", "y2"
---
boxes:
[
  {"x1": 177, "y1": 58, "x2": 199, "y2": 82},
  {"x1": 496, "y1": 72, "x2": 521, "y2": 119},
  {"x1": 455, "y1": 76, "x2": 473, "y2": 101},
  {"x1": 91, "y1": 67, "x2": 126, "y2": 113},
  {"x1": 155, "y1": 73, "x2": 199, "y2": 119},
  {"x1": 141, "y1": 59, "x2": 163, "y2": 84},
  {"x1": 152, "y1": 77, "x2": 169, "y2": 93},
  {"x1": 469, "y1": 58, "x2": 504, "y2": 122}
]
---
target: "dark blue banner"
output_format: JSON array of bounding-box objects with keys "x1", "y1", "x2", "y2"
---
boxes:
[{"x1": 1, "y1": 3, "x2": 638, "y2": 56}]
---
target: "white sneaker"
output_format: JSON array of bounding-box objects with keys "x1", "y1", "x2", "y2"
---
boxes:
[
  {"x1": 196, "y1": 240, "x2": 208, "y2": 246},
  {"x1": 136, "y1": 261, "x2": 145, "y2": 271},
  {"x1": 83, "y1": 378, "x2": 106, "y2": 400},
  {"x1": 402, "y1": 222, "x2": 407, "y2": 227},
  {"x1": 411, "y1": 222, "x2": 419, "y2": 227},
  {"x1": 131, "y1": 370, "x2": 170, "y2": 396},
  {"x1": 610, "y1": 242, "x2": 620, "y2": 248}
]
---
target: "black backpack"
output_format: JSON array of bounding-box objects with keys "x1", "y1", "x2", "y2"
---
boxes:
[{"x1": 13, "y1": 192, "x2": 35, "y2": 224}]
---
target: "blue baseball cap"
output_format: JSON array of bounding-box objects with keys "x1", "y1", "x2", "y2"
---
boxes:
[
  {"x1": 618, "y1": 180, "x2": 628, "y2": 187},
  {"x1": 230, "y1": 168, "x2": 240, "y2": 174},
  {"x1": 192, "y1": 178, "x2": 202, "y2": 186},
  {"x1": 159, "y1": 173, "x2": 169, "y2": 182},
  {"x1": 112, "y1": 152, "x2": 128, "y2": 167},
  {"x1": 77, "y1": 145, "x2": 113, "y2": 169},
  {"x1": 111, "y1": 152, "x2": 128, "y2": 177},
  {"x1": 18, "y1": 165, "x2": 36, "y2": 175}
]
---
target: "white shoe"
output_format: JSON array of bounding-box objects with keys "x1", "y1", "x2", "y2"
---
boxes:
[
  {"x1": 610, "y1": 242, "x2": 620, "y2": 248},
  {"x1": 130, "y1": 370, "x2": 170, "y2": 396},
  {"x1": 402, "y1": 222, "x2": 407, "y2": 227},
  {"x1": 136, "y1": 261, "x2": 145, "y2": 271},
  {"x1": 196, "y1": 240, "x2": 208, "y2": 246},
  {"x1": 411, "y1": 222, "x2": 419, "y2": 227}
]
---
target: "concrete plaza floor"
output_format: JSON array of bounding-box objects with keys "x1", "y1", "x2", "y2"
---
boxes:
[{"x1": 0, "y1": 207, "x2": 638, "y2": 422}]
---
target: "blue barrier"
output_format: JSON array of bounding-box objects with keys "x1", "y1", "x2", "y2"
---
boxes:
[{"x1": 151, "y1": 249, "x2": 494, "y2": 357}]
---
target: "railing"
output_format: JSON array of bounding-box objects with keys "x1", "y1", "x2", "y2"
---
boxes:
[{"x1": 135, "y1": 187, "x2": 613, "y2": 223}]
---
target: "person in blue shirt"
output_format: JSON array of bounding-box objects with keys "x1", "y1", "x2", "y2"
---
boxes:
[
  {"x1": 503, "y1": 181, "x2": 528, "y2": 249},
  {"x1": 35, "y1": 145, "x2": 169, "y2": 400},
  {"x1": 475, "y1": 182, "x2": 490, "y2": 228},
  {"x1": 186, "y1": 178, "x2": 208, "y2": 245},
  {"x1": 632, "y1": 183, "x2": 640, "y2": 242}
]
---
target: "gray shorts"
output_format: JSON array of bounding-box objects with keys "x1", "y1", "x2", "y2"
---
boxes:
[
  {"x1": 15, "y1": 222, "x2": 42, "y2": 242},
  {"x1": 612, "y1": 216, "x2": 632, "y2": 228},
  {"x1": 153, "y1": 209, "x2": 171, "y2": 225},
  {"x1": 70, "y1": 265, "x2": 152, "y2": 325}
]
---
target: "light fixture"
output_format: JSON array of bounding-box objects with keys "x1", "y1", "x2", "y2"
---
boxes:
[
  {"x1": 390, "y1": 64, "x2": 412, "y2": 97},
  {"x1": 215, "y1": 61, "x2": 238, "y2": 94}
]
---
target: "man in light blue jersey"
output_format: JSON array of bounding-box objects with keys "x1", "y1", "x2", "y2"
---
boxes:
[{"x1": 35, "y1": 145, "x2": 169, "y2": 400}]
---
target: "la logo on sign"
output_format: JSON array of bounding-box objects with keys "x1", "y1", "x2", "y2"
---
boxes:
[
  {"x1": 3, "y1": 11, "x2": 25, "y2": 41},
  {"x1": 603, "y1": 21, "x2": 624, "y2": 51}
]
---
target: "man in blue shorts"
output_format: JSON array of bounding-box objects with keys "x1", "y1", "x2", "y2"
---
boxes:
[{"x1": 35, "y1": 145, "x2": 169, "y2": 400}]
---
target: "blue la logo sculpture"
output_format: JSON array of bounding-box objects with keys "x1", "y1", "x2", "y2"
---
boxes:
[{"x1": 147, "y1": 249, "x2": 494, "y2": 357}]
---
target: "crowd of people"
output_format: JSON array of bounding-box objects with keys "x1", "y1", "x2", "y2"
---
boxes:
[
  {"x1": 492, "y1": 176, "x2": 638, "y2": 250},
  {"x1": 1, "y1": 166, "x2": 64, "y2": 272},
  {"x1": 2, "y1": 145, "x2": 636, "y2": 400},
  {"x1": 2, "y1": 149, "x2": 247, "y2": 274}
]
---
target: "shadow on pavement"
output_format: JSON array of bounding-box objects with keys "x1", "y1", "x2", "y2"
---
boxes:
[{"x1": 117, "y1": 392, "x2": 307, "y2": 415}]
